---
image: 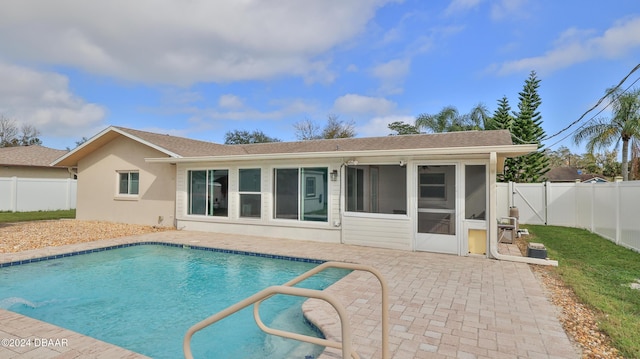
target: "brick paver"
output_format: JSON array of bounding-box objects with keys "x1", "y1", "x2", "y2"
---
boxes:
[{"x1": 0, "y1": 231, "x2": 580, "y2": 358}]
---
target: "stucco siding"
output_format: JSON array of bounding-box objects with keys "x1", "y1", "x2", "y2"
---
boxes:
[
  {"x1": 342, "y1": 214, "x2": 412, "y2": 250},
  {"x1": 76, "y1": 136, "x2": 175, "y2": 226}
]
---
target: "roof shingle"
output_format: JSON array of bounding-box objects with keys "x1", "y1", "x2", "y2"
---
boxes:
[
  {"x1": 116, "y1": 126, "x2": 515, "y2": 157},
  {"x1": 0, "y1": 145, "x2": 69, "y2": 167}
]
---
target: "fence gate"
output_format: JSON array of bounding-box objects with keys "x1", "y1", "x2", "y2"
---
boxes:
[{"x1": 508, "y1": 182, "x2": 547, "y2": 225}]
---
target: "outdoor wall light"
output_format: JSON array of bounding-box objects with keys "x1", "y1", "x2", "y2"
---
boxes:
[{"x1": 330, "y1": 169, "x2": 339, "y2": 181}]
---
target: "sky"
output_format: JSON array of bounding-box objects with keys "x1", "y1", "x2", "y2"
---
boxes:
[{"x1": 1, "y1": 0, "x2": 639, "y2": 154}]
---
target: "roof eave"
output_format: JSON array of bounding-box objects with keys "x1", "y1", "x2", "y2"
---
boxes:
[
  {"x1": 145, "y1": 144, "x2": 538, "y2": 164},
  {"x1": 51, "y1": 126, "x2": 182, "y2": 167}
]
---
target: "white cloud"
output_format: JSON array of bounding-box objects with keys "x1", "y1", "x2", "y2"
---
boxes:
[
  {"x1": 444, "y1": 0, "x2": 482, "y2": 16},
  {"x1": 0, "y1": 62, "x2": 106, "y2": 140},
  {"x1": 490, "y1": 0, "x2": 529, "y2": 20},
  {"x1": 357, "y1": 115, "x2": 415, "y2": 137},
  {"x1": 371, "y1": 58, "x2": 411, "y2": 94},
  {"x1": 333, "y1": 94, "x2": 396, "y2": 116},
  {"x1": 493, "y1": 15, "x2": 640, "y2": 75},
  {"x1": 218, "y1": 94, "x2": 244, "y2": 109},
  {"x1": 0, "y1": 0, "x2": 396, "y2": 86}
]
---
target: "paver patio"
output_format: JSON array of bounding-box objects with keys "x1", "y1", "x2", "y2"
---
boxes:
[{"x1": 0, "y1": 230, "x2": 580, "y2": 359}]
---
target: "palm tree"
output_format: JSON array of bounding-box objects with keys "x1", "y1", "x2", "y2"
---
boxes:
[
  {"x1": 573, "y1": 87, "x2": 640, "y2": 181},
  {"x1": 415, "y1": 103, "x2": 490, "y2": 133}
]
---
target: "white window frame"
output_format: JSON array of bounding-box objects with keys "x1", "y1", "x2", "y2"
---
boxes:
[
  {"x1": 116, "y1": 170, "x2": 139, "y2": 197},
  {"x1": 238, "y1": 168, "x2": 262, "y2": 219}
]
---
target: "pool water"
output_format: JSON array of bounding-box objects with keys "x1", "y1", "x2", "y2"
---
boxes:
[{"x1": 0, "y1": 244, "x2": 349, "y2": 358}]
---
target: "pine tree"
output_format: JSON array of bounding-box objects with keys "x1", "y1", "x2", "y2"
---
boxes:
[
  {"x1": 502, "y1": 71, "x2": 549, "y2": 183},
  {"x1": 488, "y1": 96, "x2": 514, "y2": 131}
]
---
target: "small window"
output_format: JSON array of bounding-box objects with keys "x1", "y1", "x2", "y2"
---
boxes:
[
  {"x1": 118, "y1": 171, "x2": 139, "y2": 195},
  {"x1": 419, "y1": 173, "x2": 446, "y2": 200},
  {"x1": 239, "y1": 168, "x2": 261, "y2": 218}
]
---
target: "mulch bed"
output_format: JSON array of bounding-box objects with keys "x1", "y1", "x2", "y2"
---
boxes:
[{"x1": 516, "y1": 237, "x2": 624, "y2": 359}]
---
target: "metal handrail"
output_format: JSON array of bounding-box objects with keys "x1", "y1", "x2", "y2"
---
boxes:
[{"x1": 183, "y1": 261, "x2": 389, "y2": 359}]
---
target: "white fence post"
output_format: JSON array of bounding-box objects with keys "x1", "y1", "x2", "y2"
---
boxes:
[
  {"x1": 66, "y1": 178, "x2": 72, "y2": 210},
  {"x1": 615, "y1": 180, "x2": 621, "y2": 245},
  {"x1": 11, "y1": 176, "x2": 17, "y2": 212}
]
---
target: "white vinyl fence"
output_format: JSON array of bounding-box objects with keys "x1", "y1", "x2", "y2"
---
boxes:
[
  {"x1": 0, "y1": 177, "x2": 77, "y2": 212},
  {"x1": 497, "y1": 181, "x2": 640, "y2": 253}
]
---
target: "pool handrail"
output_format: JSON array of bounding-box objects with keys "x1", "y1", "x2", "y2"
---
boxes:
[{"x1": 183, "y1": 261, "x2": 389, "y2": 359}]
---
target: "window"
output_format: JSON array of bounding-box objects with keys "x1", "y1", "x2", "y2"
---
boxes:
[
  {"x1": 465, "y1": 165, "x2": 486, "y2": 220},
  {"x1": 419, "y1": 173, "x2": 446, "y2": 200},
  {"x1": 274, "y1": 167, "x2": 327, "y2": 222},
  {"x1": 118, "y1": 171, "x2": 139, "y2": 195},
  {"x1": 239, "y1": 168, "x2": 261, "y2": 218},
  {"x1": 346, "y1": 165, "x2": 406, "y2": 215},
  {"x1": 188, "y1": 169, "x2": 228, "y2": 216}
]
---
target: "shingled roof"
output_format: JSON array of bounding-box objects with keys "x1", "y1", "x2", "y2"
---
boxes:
[
  {"x1": 112, "y1": 127, "x2": 233, "y2": 157},
  {"x1": 114, "y1": 126, "x2": 516, "y2": 156},
  {"x1": 54, "y1": 125, "x2": 533, "y2": 167},
  {"x1": 0, "y1": 145, "x2": 69, "y2": 167}
]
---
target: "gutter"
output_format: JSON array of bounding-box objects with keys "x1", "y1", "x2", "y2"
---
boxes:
[
  {"x1": 489, "y1": 152, "x2": 558, "y2": 267},
  {"x1": 144, "y1": 144, "x2": 539, "y2": 164}
]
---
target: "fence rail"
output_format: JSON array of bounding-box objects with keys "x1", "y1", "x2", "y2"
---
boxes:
[
  {"x1": 497, "y1": 181, "x2": 640, "y2": 253},
  {"x1": 0, "y1": 177, "x2": 77, "y2": 212}
]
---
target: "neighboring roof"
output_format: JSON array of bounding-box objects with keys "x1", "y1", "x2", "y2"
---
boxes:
[
  {"x1": 582, "y1": 176, "x2": 608, "y2": 183},
  {"x1": 545, "y1": 166, "x2": 609, "y2": 182},
  {"x1": 53, "y1": 125, "x2": 537, "y2": 167},
  {"x1": 0, "y1": 145, "x2": 69, "y2": 168}
]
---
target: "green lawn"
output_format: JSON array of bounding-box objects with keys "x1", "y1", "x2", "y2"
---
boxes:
[
  {"x1": 526, "y1": 225, "x2": 640, "y2": 358},
  {"x1": 0, "y1": 209, "x2": 76, "y2": 223}
]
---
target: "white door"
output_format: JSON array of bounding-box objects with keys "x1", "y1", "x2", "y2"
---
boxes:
[{"x1": 415, "y1": 164, "x2": 459, "y2": 254}]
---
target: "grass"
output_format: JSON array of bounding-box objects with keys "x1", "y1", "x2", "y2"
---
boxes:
[
  {"x1": 525, "y1": 225, "x2": 640, "y2": 358},
  {"x1": 0, "y1": 209, "x2": 76, "y2": 223}
]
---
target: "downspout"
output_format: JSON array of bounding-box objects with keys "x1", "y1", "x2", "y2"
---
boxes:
[
  {"x1": 338, "y1": 162, "x2": 345, "y2": 244},
  {"x1": 489, "y1": 152, "x2": 558, "y2": 266}
]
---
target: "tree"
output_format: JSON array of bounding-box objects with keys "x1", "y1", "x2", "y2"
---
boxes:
[
  {"x1": 67, "y1": 136, "x2": 90, "y2": 150},
  {"x1": 501, "y1": 71, "x2": 549, "y2": 183},
  {"x1": 467, "y1": 103, "x2": 491, "y2": 130},
  {"x1": 322, "y1": 114, "x2": 356, "y2": 139},
  {"x1": 224, "y1": 130, "x2": 281, "y2": 144},
  {"x1": 415, "y1": 103, "x2": 490, "y2": 133},
  {"x1": 0, "y1": 116, "x2": 18, "y2": 146},
  {"x1": 488, "y1": 96, "x2": 515, "y2": 131},
  {"x1": 293, "y1": 118, "x2": 322, "y2": 140},
  {"x1": 573, "y1": 87, "x2": 640, "y2": 181},
  {"x1": 0, "y1": 116, "x2": 42, "y2": 147},
  {"x1": 415, "y1": 106, "x2": 463, "y2": 133},
  {"x1": 545, "y1": 146, "x2": 574, "y2": 168},
  {"x1": 294, "y1": 114, "x2": 355, "y2": 140},
  {"x1": 387, "y1": 121, "x2": 420, "y2": 135}
]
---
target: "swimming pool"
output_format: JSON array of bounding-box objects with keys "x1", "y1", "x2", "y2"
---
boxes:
[{"x1": 0, "y1": 243, "x2": 349, "y2": 358}]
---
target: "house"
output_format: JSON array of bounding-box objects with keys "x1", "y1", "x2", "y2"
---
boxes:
[
  {"x1": 0, "y1": 145, "x2": 72, "y2": 179},
  {"x1": 52, "y1": 126, "x2": 536, "y2": 257},
  {"x1": 1, "y1": 145, "x2": 76, "y2": 212},
  {"x1": 545, "y1": 166, "x2": 608, "y2": 183}
]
